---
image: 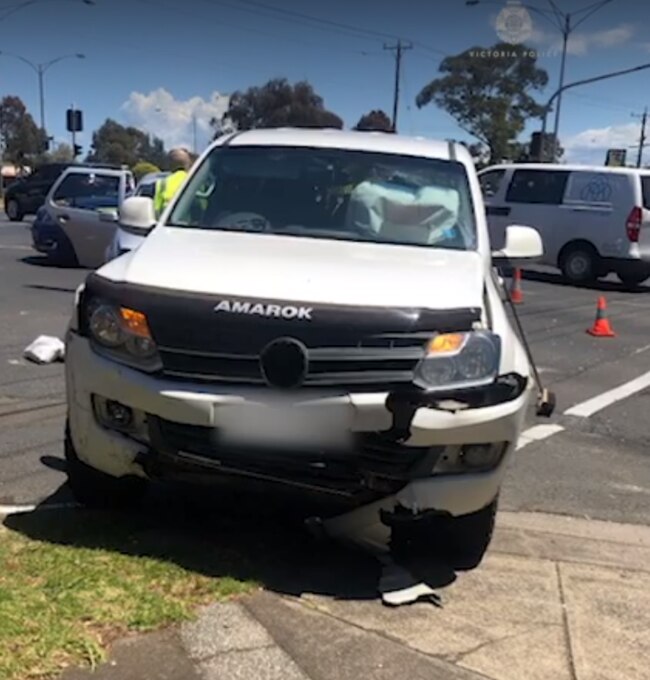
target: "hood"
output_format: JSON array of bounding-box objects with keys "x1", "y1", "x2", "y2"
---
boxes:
[
  {"x1": 116, "y1": 227, "x2": 147, "y2": 253},
  {"x1": 99, "y1": 226, "x2": 486, "y2": 311}
]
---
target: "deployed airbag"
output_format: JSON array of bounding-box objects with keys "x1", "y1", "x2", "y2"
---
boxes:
[{"x1": 345, "y1": 179, "x2": 461, "y2": 246}]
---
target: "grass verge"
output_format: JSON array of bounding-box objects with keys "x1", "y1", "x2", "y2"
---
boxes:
[{"x1": 0, "y1": 510, "x2": 258, "y2": 680}]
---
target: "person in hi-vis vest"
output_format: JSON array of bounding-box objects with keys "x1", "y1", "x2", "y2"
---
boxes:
[{"x1": 154, "y1": 148, "x2": 192, "y2": 217}]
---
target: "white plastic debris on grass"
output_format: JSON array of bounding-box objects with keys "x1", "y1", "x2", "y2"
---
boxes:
[{"x1": 23, "y1": 335, "x2": 65, "y2": 364}]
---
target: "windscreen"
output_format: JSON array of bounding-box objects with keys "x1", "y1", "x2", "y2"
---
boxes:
[{"x1": 167, "y1": 145, "x2": 477, "y2": 251}]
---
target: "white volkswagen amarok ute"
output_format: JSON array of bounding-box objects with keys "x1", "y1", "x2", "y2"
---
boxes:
[{"x1": 64, "y1": 128, "x2": 543, "y2": 568}]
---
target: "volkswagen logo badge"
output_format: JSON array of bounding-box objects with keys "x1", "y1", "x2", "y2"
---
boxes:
[{"x1": 259, "y1": 337, "x2": 309, "y2": 389}]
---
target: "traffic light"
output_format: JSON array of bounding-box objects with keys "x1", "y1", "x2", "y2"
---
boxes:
[
  {"x1": 73, "y1": 144, "x2": 83, "y2": 158},
  {"x1": 66, "y1": 109, "x2": 83, "y2": 133},
  {"x1": 41, "y1": 138, "x2": 50, "y2": 152}
]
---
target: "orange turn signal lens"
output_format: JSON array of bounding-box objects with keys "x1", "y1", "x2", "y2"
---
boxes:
[
  {"x1": 426, "y1": 333, "x2": 466, "y2": 355},
  {"x1": 120, "y1": 308, "x2": 152, "y2": 339}
]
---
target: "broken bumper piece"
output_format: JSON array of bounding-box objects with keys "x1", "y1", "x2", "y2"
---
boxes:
[{"x1": 66, "y1": 332, "x2": 531, "y2": 552}]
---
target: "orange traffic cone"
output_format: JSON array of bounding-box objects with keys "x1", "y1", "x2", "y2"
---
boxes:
[
  {"x1": 510, "y1": 268, "x2": 523, "y2": 303},
  {"x1": 587, "y1": 296, "x2": 616, "y2": 337}
]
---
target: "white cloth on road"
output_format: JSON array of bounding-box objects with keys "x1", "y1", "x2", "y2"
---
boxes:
[{"x1": 23, "y1": 335, "x2": 65, "y2": 364}]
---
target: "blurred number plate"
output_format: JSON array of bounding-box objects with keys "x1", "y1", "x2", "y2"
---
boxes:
[{"x1": 218, "y1": 399, "x2": 353, "y2": 450}]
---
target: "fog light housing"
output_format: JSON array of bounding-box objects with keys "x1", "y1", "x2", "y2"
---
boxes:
[
  {"x1": 459, "y1": 443, "x2": 506, "y2": 470},
  {"x1": 92, "y1": 395, "x2": 149, "y2": 442},
  {"x1": 106, "y1": 400, "x2": 133, "y2": 428}
]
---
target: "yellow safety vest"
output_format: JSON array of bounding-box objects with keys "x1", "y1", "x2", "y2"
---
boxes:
[{"x1": 154, "y1": 170, "x2": 188, "y2": 217}]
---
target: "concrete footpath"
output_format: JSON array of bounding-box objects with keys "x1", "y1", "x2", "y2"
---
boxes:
[{"x1": 62, "y1": 511, "x2": 650, "y2": 680}]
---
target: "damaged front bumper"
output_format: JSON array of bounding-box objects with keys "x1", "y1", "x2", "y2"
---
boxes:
[{"x1": 66, "y1": 331, "x2": 532, "y2": 547}]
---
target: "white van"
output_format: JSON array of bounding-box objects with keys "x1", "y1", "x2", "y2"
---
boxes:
[
  {"x1": 478, "y1": 163, "x2": 650, "y2": 286},
  {"x1": 64, "y1": 129, "x2": 543, "y2": 568}
]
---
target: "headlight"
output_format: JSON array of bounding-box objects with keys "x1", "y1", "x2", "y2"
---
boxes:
[
  {"x1": 89, "y1": 305, "x2": 125, "y2": 347},
  {"x1": 85, "y1": 299, "x2": 161, "y2": 370},
  {"x1": 414, "y1": 331, "x2": 501, "y2": 391}
]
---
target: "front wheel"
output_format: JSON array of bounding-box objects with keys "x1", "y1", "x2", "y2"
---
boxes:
[
  {"x1": 65, "y1": 422, "x2": 148, "y2": 510},
  {"x1": 439, "y1": 500, "x2": 498, "y2": 570},
  {"x1": 390, "y1": 498, "x2": 498, "y2": 570},
  {"x1": 560, "y1": 246, "x2": 598, "y2": 285},
  {"x1": 6, "y1": 199, "x2": 24, "y2": 222}
]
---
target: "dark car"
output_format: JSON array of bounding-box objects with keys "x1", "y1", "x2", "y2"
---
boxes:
[
  {"x1": 4, "y1": 161, "x2": 127, "y2": 221},
  {"x1": 4, "y1": 163, "x2": 71, "y2": 221}
]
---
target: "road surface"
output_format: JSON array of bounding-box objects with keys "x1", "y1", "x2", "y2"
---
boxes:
[{"x1": 1, "y1": 215, "x2": 650, "y2": 525}]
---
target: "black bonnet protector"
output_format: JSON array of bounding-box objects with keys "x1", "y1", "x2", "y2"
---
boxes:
[
  {"x1": 82, "y1": 273, "x2": 482, "y2": 354},
  {"x1": 81, "y1": 274, "x2": 484, "y2": 440}
]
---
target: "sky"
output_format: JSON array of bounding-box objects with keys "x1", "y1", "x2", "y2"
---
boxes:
[{"x1": 1, "y1": 0, "x2": 650, "y2": 165}]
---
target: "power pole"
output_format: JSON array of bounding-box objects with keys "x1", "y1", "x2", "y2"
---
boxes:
[
  {"x1": 633, "y1": 107, "x2": 648, "y2": 168},
  {"x1": 384, "y1": 39, "x2": 412, "y2": 133}
]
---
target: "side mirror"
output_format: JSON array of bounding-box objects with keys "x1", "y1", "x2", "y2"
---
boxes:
[
  {"x1": 98, "y1": 208, "x2": 118, "y2": 223},
  {"x1": 119, "y1": 196, "x2": 157, "y2": 234},
  {"x1": 492, "y1": 225, "x2": 543, "y2": 263}
]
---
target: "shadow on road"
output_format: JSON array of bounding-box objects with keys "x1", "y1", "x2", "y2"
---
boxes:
[
  {"x1": 4, "y1": 481, "x2": 458, "y2": 603},
  {"x1": 40, "y1": 455, "x2": 67, "y2": 473},
  {"x1": 26, "y1": 284, "x2": 80, "y2": 294},
  {"x1": 20, "y1": 255, "x2": 84, "y2": 271},
  {"x1": 520, "y1": 269, "x2": 650, "y2": 294}
]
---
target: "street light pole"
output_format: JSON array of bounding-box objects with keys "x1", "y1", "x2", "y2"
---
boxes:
[
  {"x1": 540, "y1": 61, "x2": 650, "y2": 161},
  {"x1": 38, "y1": 68, "x2": 46, "y2": 133},
  {"x1": 0, "y1": 52, "x2": 85, "y2": 140},
  {"x1": 551, "y1": 13, "x2": 571, "y2": 156},
  {"x1": 467, "y1": 0, "x2": 616, "y2": 158}
]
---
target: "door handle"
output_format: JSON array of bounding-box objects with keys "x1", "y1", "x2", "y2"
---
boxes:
[{"x1": 486, "y1": 206, "x2": 511, "y2": 217}]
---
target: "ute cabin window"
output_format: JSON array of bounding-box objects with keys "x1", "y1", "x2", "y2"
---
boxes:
[
  {"x1": 479, "y1": 169, "x2": 506, "y2": 198},
  {"x1": 505, "y1": 170, "x2": 569, "y2": 205},
  {"x1": 52, "y1": 174, "x2": 120, "y2": 211}
]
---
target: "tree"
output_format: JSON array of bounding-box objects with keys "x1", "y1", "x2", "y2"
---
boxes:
[
  {"x1": 0, "y1": 96, "x2": 45, "y2": 166},
  {"x1": 44, "y1": 142, "x2": 74, "y2": 163},
  {"x1": 354, "y1": 110, "x2": 393, "y2": 132},
  {"x1": 416, "y1": 44, "x2": 548, "y2": 164},
  {"x1": 86, "y1": 119, "x2": 168, "y2": 168},
  {"x1": 132, "y1": 161, "x2": 160, "y2": 181},
  {"x1": 211, "y1": 78, "x2": 343, "y2": 138}
]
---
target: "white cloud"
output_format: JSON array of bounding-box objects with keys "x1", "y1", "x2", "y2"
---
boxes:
[
  {"x1": 563, "y1": 122, "x2": 640, "y2": 164},
  {"x1": 529, "y1": 23, "x2": 635, "y2": 56},
  {"x1": 120, "y1": 88, "x2": 230, "y2": 151}
]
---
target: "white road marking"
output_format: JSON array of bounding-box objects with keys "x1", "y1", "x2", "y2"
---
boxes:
[
  {"x1": 0, "y1": 245, "x2": 32, "y2": 251},
  {"x1": 633, "y1": 343, "x2": 650, "y2": 356},
  {"x1": 611, "y1": 483, "x2": 650, "y2": 495},
  {"x1": 564, "y1": 370, "x2": 650, "y2": 418},
  {"x1": 0, "y1": 502, "x2": 77, "y2": 516},
  {"x1": 516, "y1": 424, "x2": 565, "y2": 450}
]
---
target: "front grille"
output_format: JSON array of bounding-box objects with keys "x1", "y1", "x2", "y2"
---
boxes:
[
  {"x1": 158, "y1": 333, "x2": 428, "y2": 388},
  {"x1": 150, "y1": 417, "x2": 439, "y2": 490}
]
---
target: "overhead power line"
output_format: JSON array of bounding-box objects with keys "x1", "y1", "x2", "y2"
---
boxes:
[
  {"x1": 205, "y1": 0, "x2": 449, "y2": 59},
  {"x1": 230, "y1": 0, "x2": 401, "y2": 41}
]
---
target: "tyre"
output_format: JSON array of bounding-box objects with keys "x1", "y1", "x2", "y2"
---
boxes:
[
  {"x1": 438, "y1": 500, "x2": 498, "y2": 570},
  {"x1": 617, "y1": 271, "x2": 649, "y2": 289},
  {"x1": 49, "y1": 240, "x2": 79, "y2": 267},
  {"x1": 6, "y1": 199, "x2": 24, "y2": 222},
  {"x1": 389, "y1": 498, "x2": 498, "y2": 570},
  {"x1": 560, "y1": 244, "x2": 599, "y2": 284},
  {"x1": 64, "y1": 422, "x2": 147, "y2": 510}
]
